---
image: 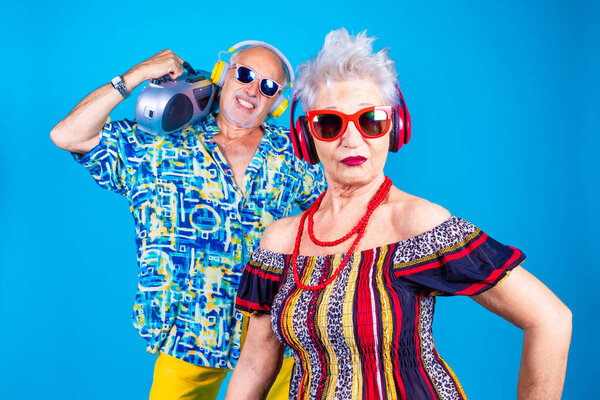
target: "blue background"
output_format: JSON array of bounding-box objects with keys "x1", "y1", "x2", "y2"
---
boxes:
[{"x1": 0, "y1": 0, "x2": 597, "y2": 398}]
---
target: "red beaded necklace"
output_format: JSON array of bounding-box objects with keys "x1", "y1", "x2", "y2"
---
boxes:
[{"x1": 292, "y1": 176, "x2": 392, "y2": 291}]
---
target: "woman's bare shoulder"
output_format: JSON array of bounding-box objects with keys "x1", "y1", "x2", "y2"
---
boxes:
[
  {"x1": 389, "y1": 189, "x2": 452, "y2": 238},
  {"x1": 259, "y1": 214, "x2": 302, "y2": 254}
]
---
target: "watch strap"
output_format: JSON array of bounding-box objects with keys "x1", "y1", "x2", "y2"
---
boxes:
[{"x1": 110, "y1": 75, "x2": 130, "y2": 98}]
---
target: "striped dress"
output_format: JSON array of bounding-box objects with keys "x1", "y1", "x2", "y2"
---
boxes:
[{"x1": 236, "y1": 216, "x2": 525, "y2": 400}]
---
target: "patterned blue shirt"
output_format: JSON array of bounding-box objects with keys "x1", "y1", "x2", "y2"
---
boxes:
[{"x1": 74, "y1": 114, "x2": 325, "y2": 368}]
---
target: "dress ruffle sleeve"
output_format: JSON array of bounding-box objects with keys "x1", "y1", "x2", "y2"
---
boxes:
[
  {"x1": 392, "y1": 216, "x2": 526, "y2": 296},
  {"x1": 236, "y1": 247, "x2": 287, "y2": 316}
]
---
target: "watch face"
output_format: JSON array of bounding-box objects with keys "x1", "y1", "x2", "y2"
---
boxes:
[{"x1": 111, "y1": 76, "x2": 129, "y2": 98}]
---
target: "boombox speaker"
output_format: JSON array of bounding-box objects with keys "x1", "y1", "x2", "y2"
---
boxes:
[{"x1": 135, "y1": 62, "x2": 216, "y2": 135}]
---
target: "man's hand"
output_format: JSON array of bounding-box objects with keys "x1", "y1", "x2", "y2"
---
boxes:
[
  {"x1": 51, "y1": 50, "x2": 185, "y2": 155},
  {"x1": 124, "y1": 50, "x2": 185, "y2": 90}
]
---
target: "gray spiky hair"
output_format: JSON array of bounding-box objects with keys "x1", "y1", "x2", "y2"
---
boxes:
[{"x1": 294, "y1": 28, "x2": 398, "y2": 110}]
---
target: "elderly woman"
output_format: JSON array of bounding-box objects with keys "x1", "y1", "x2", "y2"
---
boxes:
[{"x1": 225, "y1": 29, "x2": 571, "y2": 400}]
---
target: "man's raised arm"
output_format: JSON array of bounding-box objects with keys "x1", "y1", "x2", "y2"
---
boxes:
[{"x1": 50, "y1": 50, "x2": 184, "y2": 155}]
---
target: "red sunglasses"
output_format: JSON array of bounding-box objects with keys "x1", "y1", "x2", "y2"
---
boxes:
[{"x1": 306, "y1": 106, "x2": 393, "y2": 141}]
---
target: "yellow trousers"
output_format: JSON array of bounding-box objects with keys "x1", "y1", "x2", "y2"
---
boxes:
[{"x1": 149, "y1": 353, "x2": 294, "y2": 400}]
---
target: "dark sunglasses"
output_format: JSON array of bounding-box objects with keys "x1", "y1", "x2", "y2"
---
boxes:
[
  {"x1": 306, "y1": 106, "x2": 393, "y2": 141},
  {"x1": 232, "y1": 63, "x2": 282, "y2": 98}
]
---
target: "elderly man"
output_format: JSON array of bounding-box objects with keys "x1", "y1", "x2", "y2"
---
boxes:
[{"x1": 50, "y1": 44, "x2": 325, "y2": 399}]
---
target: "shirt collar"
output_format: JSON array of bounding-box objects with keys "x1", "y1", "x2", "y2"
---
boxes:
[{"x1": 183, "y1": 113, "x2": 275, "y2": 141}]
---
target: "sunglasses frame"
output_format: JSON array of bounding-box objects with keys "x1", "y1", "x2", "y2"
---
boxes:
[
  {"x1": 306, "y1": 106, "x2": 394, "y2": 142},
  {"x1": 231, "y1": 63, "x2": 283, "y2": 98}
]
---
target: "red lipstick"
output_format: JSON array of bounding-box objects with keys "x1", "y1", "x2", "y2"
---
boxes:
[{"x1": 341, "y1": 156, "x2": 367, "y2": 166}]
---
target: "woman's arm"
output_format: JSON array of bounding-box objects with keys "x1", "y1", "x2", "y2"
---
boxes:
[
  {"x1": 472, "y1": 266, "x2": 572, "y2": 399},
  {"x1": 225, "y1": 313, "x2": 285, "y2": 400}
]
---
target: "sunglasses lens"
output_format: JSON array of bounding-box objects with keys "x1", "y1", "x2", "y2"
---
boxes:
[
  {"x1": 312, "y1": 114, "x2": 343, "y2": 139},
  {"x1": 235, "y1": 66, "x2": 255, "y2": 84},
  {"x1": 236, "y1": 65, "x2": 280, "y2": 98},
  {"x1": 260, "y1": 79, "x2": 279, "y2": 97},
  {"x1": 358, "y1": 109, "x2": 390, "y2": 136}
]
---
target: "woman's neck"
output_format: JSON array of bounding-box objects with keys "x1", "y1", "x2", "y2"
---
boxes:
[{"x1": 320, "y1": 174, "x2": 387, "y2": 214}]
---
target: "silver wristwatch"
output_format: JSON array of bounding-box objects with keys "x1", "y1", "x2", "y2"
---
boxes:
[{"x1": 110, "y1": 75, "x2": 130, "y2": 98}]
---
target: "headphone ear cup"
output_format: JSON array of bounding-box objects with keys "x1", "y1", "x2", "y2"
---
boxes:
[
  {"x1": 389, "y1": 107, "x2": 402, "y2": 152},
  {"x1": 269, "y1": 96, "x2": 288, "y2": 117},
  {"x1": 403, "y1": 106, "x2": 411, "y2": 144},
  {"x1": 290, "y1": 118, "x2": 304, "y2": 160},
  {"x1": 297, "y1": 116, "x2": 320, "y2": 164},
  {"x1": 210, "y1": 61, "x2": 230, "y2": 87}
]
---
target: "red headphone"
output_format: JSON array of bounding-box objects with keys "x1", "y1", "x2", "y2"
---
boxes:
[{"x1": 289, "y1": 86, "x2": 411, "y2": 164}]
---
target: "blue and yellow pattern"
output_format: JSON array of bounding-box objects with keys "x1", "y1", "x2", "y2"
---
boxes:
[{"x1": 73, "y1": 114, "x2": 325, "y2": 368}]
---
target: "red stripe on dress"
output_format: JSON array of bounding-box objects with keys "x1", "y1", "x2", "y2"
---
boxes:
[
  {"x1": 453, "y1": 247, "x2": 523, "y2": 296},
  {"x1": 383, "y1": 245, "x2": 407, "y2": 400},
  {"x1": 356, "y1": 250, "x2": 380, "y2": 400},
  {"x1": 235, "y1": 297, "x2": 270, "y2": 311},
  {"x1": 297, "y1": 374, "x2": 306, "y2": 400},
  {"x1": 414, "y1": 295, "x2": 438, "y2": 399},
  {"x1": 247, "y1": 263, "x2": 281, "y2": 282},
  {"x1": 395, "y1": 233, "x2": 488, "y2": 277}
]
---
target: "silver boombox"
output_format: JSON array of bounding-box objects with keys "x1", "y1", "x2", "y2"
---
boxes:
[{"x1": 135, "y1": 62, "x2": 216, "y2": 135}]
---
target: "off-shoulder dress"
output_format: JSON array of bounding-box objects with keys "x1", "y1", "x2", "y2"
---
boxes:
[{"x1": 236, "y1": 216, "x2": 525, "y2": 400}]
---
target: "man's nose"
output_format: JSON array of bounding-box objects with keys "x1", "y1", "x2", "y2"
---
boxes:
[{"x1": 243, "y1": 78, "x2": 260, "y2": 97}]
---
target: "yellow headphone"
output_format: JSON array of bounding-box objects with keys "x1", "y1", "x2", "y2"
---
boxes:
[{"x1": 211, "y1": 40, "x2": 294, "y2": 118}]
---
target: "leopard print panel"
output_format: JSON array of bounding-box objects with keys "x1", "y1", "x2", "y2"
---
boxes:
[
  {"x1": 281, "y1": 255, "x2": 328, "y2": 399},
  {"x1": 249, "y1": 247, "x2": 287, "y2": 279},
  {"x1": 324, "y1": 253, "x2": 355, "y2": 400},
  {"x1": 392, "y1": 217, "x2": 478, "y2": 269},
  {"x1": 289, "y1": 356, "x2": 304, "y2": 400},
  {"x1": 418, "y1": 295, "x2": 465, "y2": 399},
  {"x1": 270, "y1": 250, "x2": 296, "y2": 346},
  {"x1": 272, "y1": 252, "x2": 359, "y2": 399}
]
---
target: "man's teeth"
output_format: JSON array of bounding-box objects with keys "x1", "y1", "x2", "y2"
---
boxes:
[{"x1": 237, "y1": 97, "x2": 255, "y2": 109}]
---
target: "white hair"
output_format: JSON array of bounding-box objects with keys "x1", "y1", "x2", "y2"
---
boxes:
[{"x1": 294, "y1": 28, "x2": 398, "y2": 110}]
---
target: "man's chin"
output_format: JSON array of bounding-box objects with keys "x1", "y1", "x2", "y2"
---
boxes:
[{"x1": 222, "y1": 109, "x2": 262, "y2": 129}]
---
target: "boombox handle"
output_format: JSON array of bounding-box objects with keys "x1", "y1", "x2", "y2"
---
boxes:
[
  {"x1": 152, "y1": 61, "x2": 196, "y2": 84},
  {"x1": 182, "y1": 61, "x2": 196, "y2": 75}
]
